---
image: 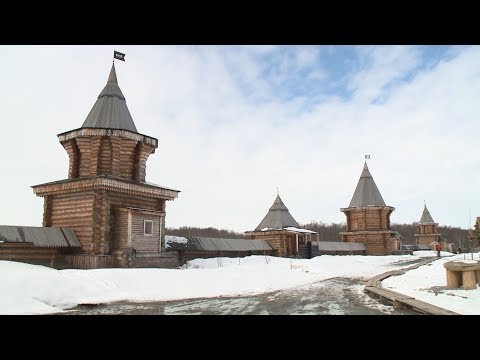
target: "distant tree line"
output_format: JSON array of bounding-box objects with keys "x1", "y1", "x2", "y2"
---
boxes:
[{"x1": 167, "y1": 222, "x2": 471, "y2": 249}]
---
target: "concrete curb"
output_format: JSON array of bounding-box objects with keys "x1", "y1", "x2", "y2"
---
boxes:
[{"x1": 364, "y1": 257, "x2": 458, "y2": 315}]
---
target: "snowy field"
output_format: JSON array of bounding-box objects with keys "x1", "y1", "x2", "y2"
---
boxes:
[
  {"x1": 0, "y1": 254, "x2": 424, "y2": 315},
  {"x1": 382, "y1": 252, "x2": 480, "y2": 315}
]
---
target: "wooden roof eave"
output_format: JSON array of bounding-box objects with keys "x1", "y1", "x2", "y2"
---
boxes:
[
  {"x1": 57, "y1": 127, "x2": 158, "y2": 148},
  {"x1": 340, "y1": 205, "x2": 396, "y2": 212},
  {"x1": 31, "y1": 176, "x2": 179, "y2": 200}
]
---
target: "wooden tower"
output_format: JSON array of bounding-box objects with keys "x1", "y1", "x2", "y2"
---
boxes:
[
  {"x1": 339, "y1": 162, "x2": 397, "y2": 255},
  {"x1": 245, "y1": 194, "x2": 318, "y2": 257},
  {"x1": 32, "y1": 63, "x2": 180, "y2": 268},
  {"x1": 414, "y1": 204, "x2": 441, "y2": 248}
]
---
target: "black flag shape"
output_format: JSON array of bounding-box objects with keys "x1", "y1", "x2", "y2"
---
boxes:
[{"x1": 114, "y1": 51, "x2": 126, "y2": 61}]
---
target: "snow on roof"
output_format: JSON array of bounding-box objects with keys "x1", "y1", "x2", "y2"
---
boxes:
[
  {"x1": 284, "y1": 227, "x2": 317, "y2": 234},
  {"x1": 165, "y1": 235, "x2": 188, "y2": 249},
  {"x1": 259, "y1": 226, "x2": 317, "y2": 234}
]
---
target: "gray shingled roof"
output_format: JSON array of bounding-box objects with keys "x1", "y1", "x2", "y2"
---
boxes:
[
  {"x1": 419, "y1": 204, "x2": 435, "y2": 223},
  {"x1": 349, "y1": 162, "x2": 386, "y2": 207},
  {"x1": 316, "y1": 241, "x2": 366, "y2": 251},
  {"x1": 255, "y1": 195, "x2": 300, "y2": 231},
  {"x1": 81, "y1": 63, "x2": 138, "y2": 132},
  {"x1": 165, "y1": 236, "x2": 274, "y2": 251},
  {"x1": 0, "y1": 226, "x2": 81, "y2": 247}
]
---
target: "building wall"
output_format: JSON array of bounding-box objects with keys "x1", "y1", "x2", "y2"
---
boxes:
[
  {"x1": 341, "y1": 206, "x2": 394, "y2": 255},
  {"x1": 44, "y1": 188, "x2": 168, "y2": 260},
  {"x1": 0, "y1": 243, "x2": 64, "y2": 267},
  {"x1": 246, "y1": 231, "x2": 308, "y2": 257},
  {"x1": 131, "y1": 213, "x2": 161, "y2": 253},
  {"x1": 415, "y1": 224, "x2": 440, "y2": 248},
  {"x1": 247, "y1": 232, "x2": 288, "y2": 257},
  {"x1": 346, "y1": 208, "x2": 392, "y2": 231},
  {"x1": 62, "y1": 136, "x2": 156, "y2": 182},
  {"x1": 341, "y1": 232, "x2": 395, "y2": 255},
  {"x1": 44, "y1": 191, "x2": 95, "y2": 253}
]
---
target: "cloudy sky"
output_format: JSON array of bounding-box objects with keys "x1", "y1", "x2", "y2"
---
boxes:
[{"x1": 0, "y1": 45, "x2": 478, "y2": 233}]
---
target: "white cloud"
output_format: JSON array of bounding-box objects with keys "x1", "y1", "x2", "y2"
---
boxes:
[{"x1": 0, "y1": 45, "x2": 478, "y2": 236}]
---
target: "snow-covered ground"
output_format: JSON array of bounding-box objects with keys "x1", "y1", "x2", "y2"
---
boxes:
[
  {"x1": 382, "y1": 252, "x2": 480, "y2": 315},
  {"x1": 1, "y1": 254, "x2": 422, "y2": 315}
]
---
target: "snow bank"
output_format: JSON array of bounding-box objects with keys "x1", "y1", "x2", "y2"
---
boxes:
[
  {"x1": 412, "y1": 250, "x2": 454, "y2": 258},
  {"x1": 382, "y1": 253, "x2": 480, "y2": 315},
  {"x1": 0, "y1": 254, "x2": 421, "y2": 315}
]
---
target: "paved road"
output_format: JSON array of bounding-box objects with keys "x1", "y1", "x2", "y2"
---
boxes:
[
  {"x1": 63, "y1": 277, "x2": 418, "y2": 315},
  {"x1": 60, "y1": 257, "x2": 431, "y2": 315}
]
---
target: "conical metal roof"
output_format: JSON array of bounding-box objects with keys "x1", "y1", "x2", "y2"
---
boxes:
[
  {"x1": 419, "y1": 204, "x2": 435, "y2": 223},
  {"x1": 348, "y1": 162, "x2": 386, "y2": 207},
  {"x1": 255, "y1": 194, "x2": 300, "y2": 231},
  {"x1": 81, "y1": 63, "x2": 138, "y2": 132}
]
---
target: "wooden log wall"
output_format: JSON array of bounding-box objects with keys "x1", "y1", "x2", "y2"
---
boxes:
[
  {"x1": 111, "y1": 209, "x2": 129, "y2": 255},
  {"x1": 133, "y1": 142, "x2": 156, "y2": 182},
  {"x1": 131, "y1": 213, "x2": 161, "y2": 253},
  {"x1": 416, "y1": 235, "x2": 438, "y2": 247},
  {"x1": 60, "y1": 136, "x2": 156, "y2": 181},
  {"x1": 98, "y1": 137, "x2": 112, "y2": 174},
  {"x1": 45, "y1": 191, "x2": 95, "y2": 253},
  {"x1": 92, "y1": 190, "x2": 110, "y2": 254},
  {"x1": 65, "y1": 254, "x2": 114, "y2": 269},
  {"x1": 0, "y1": 243, "x2": 63, "y2": 267},
  {"x1": 62, "y1": 139, "x2": 80, "y2": 178},
  {"x1": 133, "y1": 251, "x2": 179, "y2": 268},
  {"x1": 346, "y1": 208, "x2": 393, "y2": 232},
  {"x1": 248, "y1": 232, "x2": 287, "y2": 257}
]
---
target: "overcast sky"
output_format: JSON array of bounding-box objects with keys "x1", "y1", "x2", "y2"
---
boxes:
[{"x1": 0, "y1": 45, "x2": 478, "y2": 232}]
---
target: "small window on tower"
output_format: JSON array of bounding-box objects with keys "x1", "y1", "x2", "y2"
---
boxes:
[{"x1": 144, "y1": 220, "x2": 153, "y2": 236}]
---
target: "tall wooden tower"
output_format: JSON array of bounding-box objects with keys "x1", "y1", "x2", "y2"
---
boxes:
[
  {"x1": 339, "y1": 162, "x2": 398, "y2": 255},
  {"x1": 32, "y1": 63, "x2": 180, "y2": 268},
  {"x1": 414, "y1": 204, "x2": 441, "y2": 248}
]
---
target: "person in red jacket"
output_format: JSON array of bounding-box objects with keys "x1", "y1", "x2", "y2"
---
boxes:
[{"x1": 435, "y1": 243, "x2": 441, "y2": 257}]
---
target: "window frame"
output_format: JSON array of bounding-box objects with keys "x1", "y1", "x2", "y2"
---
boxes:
[{"x1": 144, "y1": 219, "x2": 154, "y2": 236}]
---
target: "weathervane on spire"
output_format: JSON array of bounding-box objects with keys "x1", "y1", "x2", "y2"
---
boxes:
[
  {"x1": 365, "y1": 154, "x2": 370, "y2": 160},
  {"x1": 277, "y1": 186, "x2": 279, "y2": 196}
]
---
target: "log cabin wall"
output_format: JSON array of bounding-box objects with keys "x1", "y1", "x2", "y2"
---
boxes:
[
  {"x1": 247, "y1": 232, "x2": 287, "y2": 257},
  {"x1": 43, "y1": 191, "x2": 95, "y2": 253},
  {"x1": 0, "y1": 243, "x2": 64, "y2": 267},
  {"x1": 131, "y1": 212, "x2": 161, "y2": 253},
  {"x1": 340, "y1": 206, "x2": 395, "y2": 255},
  {"x1": 415, "y1": 223, "x2": 440, "y2": 247},
  {"x1": 61, "y1": 135, "x2": 156, "y2": 181}
]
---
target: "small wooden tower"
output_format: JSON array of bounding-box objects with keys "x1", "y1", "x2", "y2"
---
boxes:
[
  {"x1": 414, "y1": 204, "x2": 441, "y2": 248},
  {"x1": 32, "y1": 63, "x2": 180, "y2": 268},
  {"x1": 339, "y1": 162, "x2": 397, "y2": 255},
  {"x1": 245, "y1": 194, "x2": 318, "y2": 257}
]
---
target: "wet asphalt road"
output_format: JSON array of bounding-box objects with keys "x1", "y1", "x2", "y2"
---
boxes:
[
  {"x1": 62, "y1": 276, "x2": 418, "y2": 315},
  {"x1": 59, "y1": 257, "x2": 430, "y2": 315}
]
